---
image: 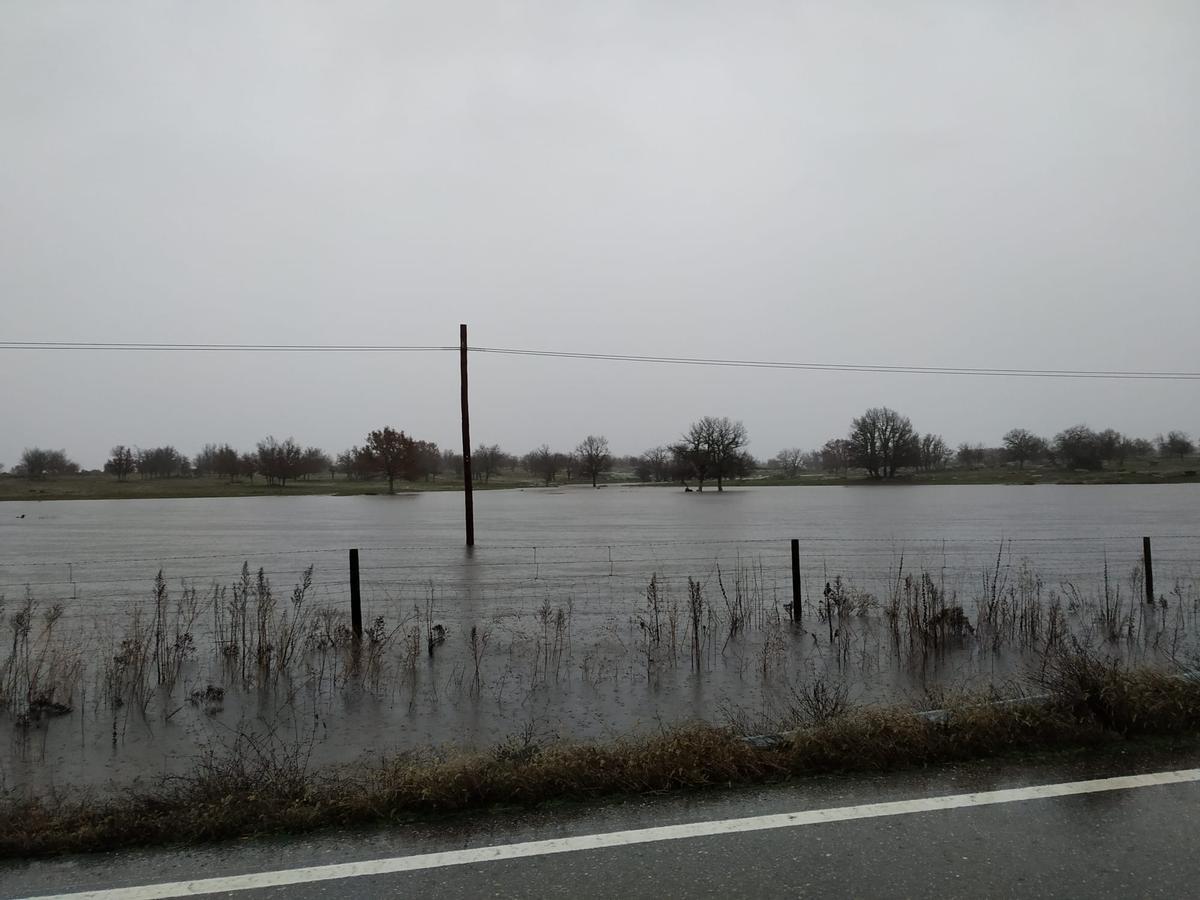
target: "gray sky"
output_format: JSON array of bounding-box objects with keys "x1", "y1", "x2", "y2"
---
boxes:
[{"x1": 2, "y1": 1, "x2": 1198, "y2": 468}]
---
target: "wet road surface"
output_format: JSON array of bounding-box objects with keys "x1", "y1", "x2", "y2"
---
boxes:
[{"x1": 6, "y1": 742, "x2": 1200, "y2": 899}]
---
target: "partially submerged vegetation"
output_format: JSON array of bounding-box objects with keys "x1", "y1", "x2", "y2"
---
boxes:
[
  {"x1": 3, "y1": 547, "x2": 1199, "y2": 857},
  {"x1": 3, "y1": 649, "x2": 1200, "y2": 858}
]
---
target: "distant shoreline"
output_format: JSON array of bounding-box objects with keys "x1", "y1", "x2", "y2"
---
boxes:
[{"x1": 2, "y1": 466, "x2": 1197, "y2": 502}]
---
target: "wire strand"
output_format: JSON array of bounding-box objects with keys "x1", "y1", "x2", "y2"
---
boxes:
[{"x1": 3, "y1": 341, "x2": 1198, "y2": 380}]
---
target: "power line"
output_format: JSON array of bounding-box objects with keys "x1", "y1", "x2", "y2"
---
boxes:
[
  {"x1": 469, "y1": 347, "x2": 1200, "y2": 380},
  {"x1": 0, "y1": 341, "x2": 453, "y2": 352},
  {"x1": 2, "y1": 340, "x2": 1199, "y2": 380}
]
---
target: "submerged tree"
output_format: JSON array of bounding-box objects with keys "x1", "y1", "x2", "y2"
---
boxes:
[{"x1": 672, "y1": 416, "x2": 748, "y2": 491}]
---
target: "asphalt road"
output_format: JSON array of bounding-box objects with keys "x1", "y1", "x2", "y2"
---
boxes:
[{"x1": 6, "y1": 742, "x2": 1200, "y2": 899}]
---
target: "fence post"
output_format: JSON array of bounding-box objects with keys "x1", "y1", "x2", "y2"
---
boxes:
[
  {"x1": 790, "y1": 539, "x2": 801, "y2": 623},
  {"x1": 350, "y1": 548, "x2": 363, "y2": 640},
  {"x1": 1143, "y1": 537, "x2": 1155, "y2": 604}
]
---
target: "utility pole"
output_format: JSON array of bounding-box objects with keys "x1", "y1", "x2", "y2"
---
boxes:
[{"x1": 460, "y1": 323, "x2": 475, "y2": 546}]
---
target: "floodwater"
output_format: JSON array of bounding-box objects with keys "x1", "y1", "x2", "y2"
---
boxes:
[{"x1": 1, "y1": 484, "x2": 1198, "y2": 794}]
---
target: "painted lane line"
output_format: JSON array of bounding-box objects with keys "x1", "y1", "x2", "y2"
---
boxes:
[{"x1": 26, "y1": 767, "x2": 1200, "y2": 900}]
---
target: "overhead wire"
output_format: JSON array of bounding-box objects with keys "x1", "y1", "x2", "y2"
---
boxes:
[{"x1": 2, "y1": 341, "x2": 1199, "y2": 380}]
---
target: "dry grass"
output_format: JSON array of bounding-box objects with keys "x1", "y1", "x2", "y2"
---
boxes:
[{"x1": 4, "y1": 657, "x2": 1200, "y2": 859}]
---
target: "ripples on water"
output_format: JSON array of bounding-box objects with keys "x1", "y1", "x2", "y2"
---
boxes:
[{"x1": 2, "y1": 485, "x2": 1197, "y2": 791}]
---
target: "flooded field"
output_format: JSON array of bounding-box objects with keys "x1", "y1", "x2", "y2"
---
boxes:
[{"x1": 2, "y1": 484, "x2": 1198, "y2": 794}]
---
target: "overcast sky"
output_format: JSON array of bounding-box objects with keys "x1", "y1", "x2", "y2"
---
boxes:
[{"x1": 2, "y1": 1, "x2": 1197, "y2": 468}]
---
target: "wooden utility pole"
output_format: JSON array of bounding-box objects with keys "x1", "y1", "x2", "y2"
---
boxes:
[{"x1": 460, "y1": 323, "x2": 475, "y2": 546}]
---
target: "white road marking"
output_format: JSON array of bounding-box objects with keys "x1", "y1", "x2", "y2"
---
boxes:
[{"x1": 25, "y1": 767, "x2": 1200, "y2": 900}]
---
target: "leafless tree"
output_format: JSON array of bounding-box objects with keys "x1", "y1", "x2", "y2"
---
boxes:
[
  {"x1": 916, "y1": 434, "x2": 951, "y2": 471},
  {"x1": 1002, "y1": 428, "x2": 1047, "y2": 469},
  {"x1": 674, "y1": 416, "x2": 748, "y2": 491},
  {"x1": 819, "y1": 439, "x2": 851, "y2": 475},
  {"x1": 575, "y1": 435, "x2": 611, "y2": 487},
  {"x1": 440, "y1": 448, "x2": 464, "y2": 478},
  {"x1": 634, "y1": 446, "x2": 672, "y2": 482},
  {"x1": 525, "y1": 444, "x2": 559, "y2": 485},
  {"x1": 474, "y1": 443, "x2": 502, "y2": 483},
  {"x1": 671, "y1": 437, "x2": 709, "y2": 490},
  {"x1": 848, "y1": 407, "x2": 916, "y2": 478},
  {"x1": 107, "y1": 445, "x2": 136, "y2": 481},
  {"x1": 772, "y1": 448, "x2": 804, "y2": 477}
]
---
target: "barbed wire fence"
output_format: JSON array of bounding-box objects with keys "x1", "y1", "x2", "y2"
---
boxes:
[{"x1": 3, "y1": 534, "x2": 1197, "y2": 636}]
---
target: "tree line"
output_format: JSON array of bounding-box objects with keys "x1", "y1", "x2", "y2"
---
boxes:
[
  {"x1": 770, "y1": 408, "x2": 1197, "y2": 479},
  {"x1": 6, "y1": 411, "x2": 1194, "y2": 487}
]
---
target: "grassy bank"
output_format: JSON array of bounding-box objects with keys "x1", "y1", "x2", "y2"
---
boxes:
[
  {"x1": 0, "y1": 473, "x2": 543, "y2": 502},
  {"x1": 4, "y1": 461, "x2": 1198, "y2": 501},
  {"x1": 738, "y1": 462, "x2": 1200, "y2": 488},
  {"x1": 4, "y1": 652, "x2": 1200, "y2": 859}
]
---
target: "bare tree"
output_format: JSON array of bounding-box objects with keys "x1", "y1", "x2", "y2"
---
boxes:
[
  {"x1": 363, "y1": 426, "x2": 413, "y2": 493},
  {"x1": 819, "y1": 438, "x2": 852, "y2": 475},
  {"x1": 674, "y1": 416, "x2": 748, "y2": 491},
  {"x1": 772, "y1": 448, "x2": 804, "y2": 477},
  {"x1": 1002, "y1": 429, "x2": 1047, "y2": 469},
  {"x1": 706, "y1": 417, "x2": 749, "y2": 490},
  {"x1": 440, "y1": 448, "x2": 464, "y2": 478},
  {"x1": 672, "y1": 433, "x2": 709, "y2": 490},
  {"x1": 575, "y1": 435, "x2": 611, "y2": 487},
  {"x1": 474, "y1": 444, "x2": 502, "y2": 484},
  {"x1": 525, "y1": 444, "x2": 559, "y2": 485},
  {"x1": 916, "y1": 434, "x2": 951, "y2": 471},
  {"x1": 107, "y1": 445, "x2": 135, "y2": 481},
  {"x1": 848, "y1": 407, "x2": 915, "y2": 479}
]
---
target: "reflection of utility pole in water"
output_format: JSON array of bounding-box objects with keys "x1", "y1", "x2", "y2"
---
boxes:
[{"x1": 460, "y1": 323, "x2": 475, "y2": 547}]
